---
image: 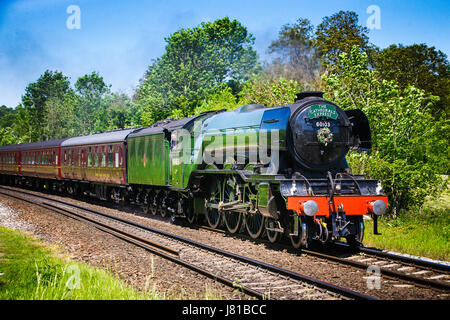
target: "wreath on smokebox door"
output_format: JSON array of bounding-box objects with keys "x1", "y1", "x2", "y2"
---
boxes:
[{"x1": 317, "y1": 127, "x2": 334, "y2": 146}]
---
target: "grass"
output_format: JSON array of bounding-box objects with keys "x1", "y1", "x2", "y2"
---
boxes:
[
  {"x1": 362, "y1": 185, "x2": 450, "y2": 262},
  {"x1": 0, "y1": 227, "x2": 165, "y2": 300}
]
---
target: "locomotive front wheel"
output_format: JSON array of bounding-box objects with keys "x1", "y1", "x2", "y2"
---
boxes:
[
  {"x1": 345, "y1": 216, "x2": 364, "y2": 248},
  {"x1": 206, "y1": 207, "x2": 222, "y2": 229},
  {"x1": 290, "y1": 216, "x2": 308, "y2": 249},
  {"x1": 244, "y1": 213, "x2": 265, "y2": 239},
  {"x1": 290, "y1": 233, "x2": 302, "y2": 249},
  {"x1": 223, "y1": 211, "x2": 242, "y2": 234}
]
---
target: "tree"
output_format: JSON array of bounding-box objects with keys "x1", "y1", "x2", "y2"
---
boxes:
[
  {"x1": 315, "y1": 11, "x2": 373, "y2": 65},
  {"x1": 136, "y1": 17, "x2": 259, "y2": 123},
  {"x1": 0, "y1": 105, "x2": 17, "y2": 128},
  {"x1": 42, "y1": 93, "x2": 78, "y2": 140},
  {"x1": 193, "y1": 83, "x2": 239, "y2": 115},
  {"x1": 102, "y1": 93, "x2": 140, "y2": 130},
  {"x1": 373, "y1": 44, "x2": 450, "y2": 119},
  {"x1": 268, "y1": 18, "x2": 322, "y2": 84},
  {"x1": 74, "y1": 71, "x2": 111, "y2": 135},
  {"x1": 323, "y1": 46, "x2": 448, "y2": 215},
  {"x1": 21, "y1": 70, "x2": 71, "y2": 141},
  {"x1": 239, "y1": 74, "x2": 303, "y2": 107}
]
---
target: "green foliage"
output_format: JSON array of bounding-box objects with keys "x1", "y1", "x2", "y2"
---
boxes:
[
  {"x1": 0, "y1": 127, "x2": 17, "y2": 146},
  {"x1": 21, "y1": 70, "x2": 72, "y2": 141},
  {"x1": 182, "y1": 74, "x2": 303, "y2": 115},
  {"x1": 364, "y1": 207, "x2": 450, "y2": 261},
  {"x1": 323, "y1": 47, "x2": 449, "y2": 214},
  {"x1": 0, "y1": 70, "x2": 141, "y2": 145},
  {"x1": 0, "y1": 105, "x2": 18, "y2": 146},
  {"x1": 74, "y1": 71, "x2": 111, "y2": 135},
  {"x1": 373, "y1": 44, "x2": 450, "y2": 119},
  {"x1": 315, "y1": 11, "x2": 374, "y2": 65},
  {"x1": 268, "y1": 18, "x2": 321, "y2": 84},
  {"x1": 0, "y1": 105, "x2": 17, "y2": 128},
  {"x1": 239, "y1": 75, "x2": 302, "y2": 107},
  {"x1": 42, "y1": 93, "x2": 78, "y2": 140},
  {"x1": 102, "y1": 93, "x2": 141, "y2": 130},
  {"x1": 266, "y1": 11, "x2": 374, "y2": 88},
  {"x1": 193, "y1": 83, "x2": 239, "y2": 115},
  {"x1": 136, "y1": 17, "x2": 258, "y2": 123}
]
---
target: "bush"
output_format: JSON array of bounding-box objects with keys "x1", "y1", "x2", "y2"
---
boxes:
[{"x1": 324, "y1": 47, "x2": 449, "y2": 215}]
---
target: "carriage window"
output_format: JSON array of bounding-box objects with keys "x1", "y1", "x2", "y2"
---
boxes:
[
  {"x1": 101, "y1": 153, "x2": 106, "y2": 167},
  {"x1": 108, "y1": 152, "x2": 113, "y2": 167},
  {"x1": 115, "y1": 152, "x2": 119, "y2": 168},
  {"x1": 95, "y1": 153, "x2": 99, "y2": 167},
  {"x1": 108, "y1": 145, "x2": 113, "y2": 167},
  {"x1": 88, "y1": 153, "x2": 92, "y2": 167}
]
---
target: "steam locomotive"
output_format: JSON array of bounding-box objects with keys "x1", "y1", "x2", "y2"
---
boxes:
[{"x1": 0, "y1": 91, "x2": 387, "y2": 248}]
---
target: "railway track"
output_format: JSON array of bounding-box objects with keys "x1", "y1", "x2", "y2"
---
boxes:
[
  {"x1": 0, "y1": 185, "x2": 376, "y2": 300},
  {"x1": 196, "y1": 218, "x2": 450, "y2": 293},
  {"x1": 302, "y1": 246, "x2": 450, "y2": 292}
]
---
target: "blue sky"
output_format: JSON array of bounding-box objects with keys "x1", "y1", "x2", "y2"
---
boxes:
[{"x1": 1, "y1": 0, "x2": 449, "y2": 108}]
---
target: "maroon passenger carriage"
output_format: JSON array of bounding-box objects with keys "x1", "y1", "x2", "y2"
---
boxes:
[
  {"x1": 0, "y1": 129, "x2": 133, "y2": 201},
  {"x1": 0, "y1": 139, "x2": 67, "y2": 189},
  {"x1": 60, "y1": 129, "x2": 135, "y2": 201}
]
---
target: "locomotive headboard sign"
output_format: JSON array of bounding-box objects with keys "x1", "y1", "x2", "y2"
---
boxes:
[{"x1": 308, "y1": 105, "x2": 339, "y2": 120}]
